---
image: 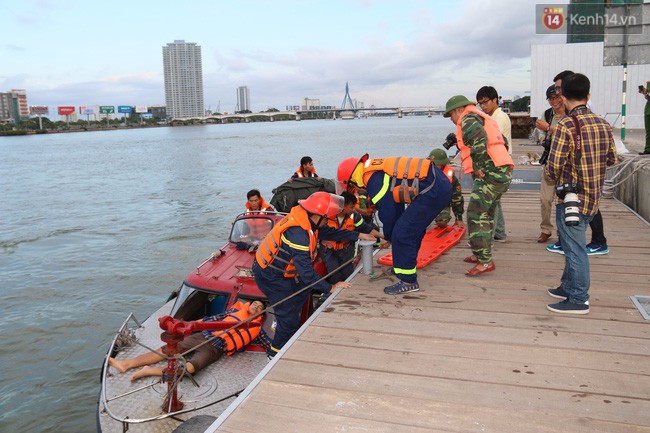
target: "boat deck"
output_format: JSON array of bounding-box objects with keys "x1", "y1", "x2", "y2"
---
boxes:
[{"x1": 209, "y1": 189, "x2": 650, "y2": 432}]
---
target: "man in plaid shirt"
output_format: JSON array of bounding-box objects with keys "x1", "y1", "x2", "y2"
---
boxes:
[{"x1": 544, "y1": 73, "x2": 617, "y2": 314}]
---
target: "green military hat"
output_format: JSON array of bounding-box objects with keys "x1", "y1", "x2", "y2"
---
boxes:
[
  {"x1": 428, "y1": 148, "x2": 450, "y2": 165},
  {"x1": 443, "y1": 95, "x2": 474, "y2": 117}
]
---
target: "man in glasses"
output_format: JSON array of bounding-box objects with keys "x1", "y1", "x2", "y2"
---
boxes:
[{"x1": 476, "y1": 86, "x2": 512, "y2": 244}]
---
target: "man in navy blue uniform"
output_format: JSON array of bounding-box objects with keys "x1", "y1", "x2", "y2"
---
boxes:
[
  {"x1": 338, "y1": 155, "x2": 452, "y2": 295},
  {"x1": 253, "y1": 192, "x2": 375, "y2": 358}
]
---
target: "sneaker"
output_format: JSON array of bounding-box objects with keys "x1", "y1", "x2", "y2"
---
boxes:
[
  {"x1": 547, "y1": 299, "x2": 590, "y2": 315},
  {"x1": 493, "y1": 236, "x2": 507, "y2": 243},
  {"x1": 547, "y1": 287, "x2": 569, "y2": 300},
  {"x1": 384, "y1": 281, "x2": 420, "y2": 295},
  {"x1": 546, "y1": 241, "x2": 564, "y2": 255},
  {"x1": 586, "y1": 242, "x2": 609, "y2": 255}
]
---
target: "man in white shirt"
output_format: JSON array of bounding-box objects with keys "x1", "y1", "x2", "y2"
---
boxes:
[{"x1": 476, "y1": 86, "x2": 511, "y2": 242}]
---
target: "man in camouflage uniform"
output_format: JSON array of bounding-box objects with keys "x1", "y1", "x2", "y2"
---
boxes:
[
  {"x1": 428, "y1": 148, "x2": 464, "y2": 227},
  {"x1": 444, "y1": 95, "x2": 513, "y2": 276}
]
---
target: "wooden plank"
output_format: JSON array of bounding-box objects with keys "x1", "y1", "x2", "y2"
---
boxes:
[
  {"x1": 279, "y1": 342, "x2": 650, "y2": 400},
  {"x1": 298, "y1": 326, "x2": 650, "y2": 375},
  {"x1": 325, "y1": 296, "x2": 650, "y2": 338},
  {"x1": 222, "y1": 380, "x2": 650, "y2": 433},
  {"x1": 312, "y1": 312, "x2": 650, "y2": 356}
]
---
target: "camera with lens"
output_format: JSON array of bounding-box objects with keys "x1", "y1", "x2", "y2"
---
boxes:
[
  {"x1": 556, "y1": 183, "x2": 580, "y2": 226},
  {"x1": 442, "y1": 133, "x2": 457, "y2": 150}
]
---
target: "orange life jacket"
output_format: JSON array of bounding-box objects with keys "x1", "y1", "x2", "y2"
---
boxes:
[
  {"x1": 456, "y1": 105, "x2": 514, "y2": 175},
  {"x1": 211, "y1": 301, "x2": 262, "y2": 356},
  {"x1": 255, "y1": 206, "x2": 316, "y2": 278},
  {"x1": 293, "y1": 166, "x2": 316, "y2": 178},
  {"x1": 320, "y1": 213, "x2": 362, "y2": 250},
  {"x1": 362, "y1": 157, "x2": 434, "y2": 204},
  {"x1": 245, "y1": 196, "x2": 273, "y2": 215},
  {"x1": 440, "y1": 164, "x2": 455, "y2": 183},
  {"x1": 355, "y1": 190, "x2": 375, "y2": 217},
  {"x1": 245, "y1": 197, "x2": 274, "y2": 238}
]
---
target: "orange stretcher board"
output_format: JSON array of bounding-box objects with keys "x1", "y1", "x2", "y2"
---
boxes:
[{"x1": 377, "y1": 225, "x2": 467, "y2": 268}]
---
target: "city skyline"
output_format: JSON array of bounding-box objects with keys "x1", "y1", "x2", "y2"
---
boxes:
[{"x1": 2, "y1": 0, "x2": 564, "y2": 113}]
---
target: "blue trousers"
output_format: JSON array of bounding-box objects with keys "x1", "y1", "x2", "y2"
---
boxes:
[
  {"x1": 253, "y1": 262, "x2": 310, "y2": 356},
  {"x1": 384, "y1": 168, "x2": 453, "y2": 283},
  {"x1": 318, "y1": 245, "x2": 354, "y2": 284},
  {"x1": 555, "y1": 204, "x2": 594, "y2": 303}
]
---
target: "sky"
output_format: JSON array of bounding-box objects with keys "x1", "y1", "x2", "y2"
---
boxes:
[{"x1": 1, "y1": 0, "x2": 566, "y2": 116}]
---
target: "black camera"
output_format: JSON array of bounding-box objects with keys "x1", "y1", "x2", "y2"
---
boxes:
[
  {"x1": 442, "y1": 133, "x2": 457, "y2": 150},
  {"x1": 538, "y1": 135, "x2": 552, "y2": 165},
  {"x1": 555, "y1": 183, "x2": 578, "y2": 199},
  {"x1": 556, "y1": 183, "x2": 580, "y2": 226}
]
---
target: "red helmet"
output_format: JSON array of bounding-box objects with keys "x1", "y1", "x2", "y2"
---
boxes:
[
  {"x1": 299, "y1": 192, "x2": 344, "y2": 218},
  {"x1": 337, "y1": 154, "x2": 368, "y2": 192}
]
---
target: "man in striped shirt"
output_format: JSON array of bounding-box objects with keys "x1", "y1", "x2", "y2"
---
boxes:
[{"x1": 544, "y1": 73, "x2": 617, "y2": 315}]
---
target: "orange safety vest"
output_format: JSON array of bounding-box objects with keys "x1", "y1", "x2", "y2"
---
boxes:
[
  {"x1": 293, "y1": 166, "x2": 316, "y2": 178},
  {"x1": 245, "y1": 198, "x2": 274, "y2": 239},
  {"x1": 456, "y1": 105, "x2": 514, "y2": 175},
  {"x1": 255, "y1": 206, "x2": 316, "y2": 278},
  {"x1": 362, "y1": 157, "x2": 434, "y2": 204},
  {"x1": 440, "y1": 164, "x2": 455, "y2": 183},
  {"x1": 320, "y1": 214, "x2": 362, "y2": 250},
  {"x1": 211, "y1": 301, "x2": 262, "y2": 355},
  {"x1": 245, "y1": 196, "x2": 273, "y2": 215}
]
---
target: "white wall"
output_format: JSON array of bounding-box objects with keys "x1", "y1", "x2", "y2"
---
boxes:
[{"x1": 531, "y1": 42, "x2": 650, "y2": 129}]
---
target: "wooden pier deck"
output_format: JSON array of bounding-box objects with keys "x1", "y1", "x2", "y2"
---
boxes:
[{"x1": 210, "y1": 189, "x2": 650, "y2": 432}]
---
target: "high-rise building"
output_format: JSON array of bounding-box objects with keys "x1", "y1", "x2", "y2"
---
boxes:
[
  {"x1": 236, "y1": 86, "x2": 250, "y2": 112},
  {"x1": 11, "y1": 90, "x2": 29, "y2": 120},
  {"x1": 0, "y1": 90, "x2": 29, "y2": 123},
  {"x1": 162, "y1": 40, "x2": 204, "y2": 119}
]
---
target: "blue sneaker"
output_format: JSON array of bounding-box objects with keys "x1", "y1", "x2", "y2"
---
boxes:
[
  {"x1": 547, "y1": 299, "x2": 590, "y2": 315},
  {"x1": 546, "y1": 241, "x2": 564, "y2": 255},
  {"x1": 384, "y1": 281, "x2": 419, "y2": 295},
  {"x1": 586, "y1": 242, "x2": 609, "y2": 255},
  {"x1": 547, "y1": 287, "x2": 568, "y2": 300}
]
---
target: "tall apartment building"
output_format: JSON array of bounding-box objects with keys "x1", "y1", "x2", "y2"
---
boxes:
[
  {"x1": 162, "y1": 40, "x2": 204, "y2": 119},
  {"x1": 236, "y1": 86, "x2": 250, "y2": 112}
]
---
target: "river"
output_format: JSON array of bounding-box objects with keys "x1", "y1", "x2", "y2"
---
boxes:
[{"x1": 0, "y1": 116, "x2": 452, "y2": 432}]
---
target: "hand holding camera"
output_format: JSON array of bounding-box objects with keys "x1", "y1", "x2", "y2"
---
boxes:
[{"x1": 442, "y1": 133, "x2": 457, "y2": 150}]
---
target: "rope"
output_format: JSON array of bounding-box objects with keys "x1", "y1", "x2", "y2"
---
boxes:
[{"x1": 602, "y1": 154, "x2": 650, "y2": 199}]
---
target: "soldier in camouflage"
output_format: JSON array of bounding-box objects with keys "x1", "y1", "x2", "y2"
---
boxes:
[
  {"x1": 444, "y1": 95, "x2": 513, "y2": 276},
  {"x1": 428, "y1": 148, "x2": 464, "y2": 227}
]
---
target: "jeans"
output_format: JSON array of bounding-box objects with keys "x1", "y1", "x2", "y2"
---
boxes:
[{"x1": 555, "y1": 204, "x2": 594, "y2": 303}]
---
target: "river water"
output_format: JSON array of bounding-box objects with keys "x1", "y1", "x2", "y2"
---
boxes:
[{"x1": 0, "y1": 116, "x2": 452, "y2": 432}]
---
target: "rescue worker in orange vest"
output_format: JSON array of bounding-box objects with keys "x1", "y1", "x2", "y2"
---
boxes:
[
  {"x1": 243, "y1": 189, "x2": 275, "y2": 242},
  {"x1": 245, "y1": 189, "x2": 274, "y2": 214},
  {"x1": 318, "y1": 191, "x2": 384, "y2": 284},
  {"x1": 288, "y1": 156, "x2": 322, "y2": 182},
  {"x1": 337, "y1": 154, "x2": 453, "y2": 295},
  {"x1": 428, "y1": 148, "x2": 464, "y2": 228},
  {"x1": 443, "y1": 95, "x2": 513, "y2": 276},
  {"x1": 107, "y1": 301, "x2": 268, "y2": 381},
  {"x1": 253, "y1": 192, "x2": 375, "y2": 358}
]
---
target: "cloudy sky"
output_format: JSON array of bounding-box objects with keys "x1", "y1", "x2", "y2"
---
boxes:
[{"x1": 2, "y1": 0, "x2": 565, "y2": 114}]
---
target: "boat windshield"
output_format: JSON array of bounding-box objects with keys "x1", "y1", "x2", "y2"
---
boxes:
[{"x1": 229, "y1": 216, "x2": 274, "y2": 246}]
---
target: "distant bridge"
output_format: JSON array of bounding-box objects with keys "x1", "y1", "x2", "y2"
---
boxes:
[{"x1": 189, "y1": 106, "x2": 446, "y2": 123}]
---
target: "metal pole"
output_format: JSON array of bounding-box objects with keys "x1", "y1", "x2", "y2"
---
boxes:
[{"x1": 622, "y1": 64, "x2": 627, "y2": 140}]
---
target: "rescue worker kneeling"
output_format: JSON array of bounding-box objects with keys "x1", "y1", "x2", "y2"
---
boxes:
[
  {"x1": 318, "y1": 191, "x2": 384, "y2": 284},
  {"x1": 337, "y1": 155, "x2": 453, "y2": 295},
  {"x1": 253, "y1": 192, "x2": 376, "y2": 359}
]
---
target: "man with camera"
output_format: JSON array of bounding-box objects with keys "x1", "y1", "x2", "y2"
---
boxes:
[
  {"x1": 444, "y1": 95, "x2": 513, "y2": 276},
  {"x1": 544, "y1": 73, "x2": 617, "y2": 315},
  {"x1": 535, "y1": 85, "x2": 566, "y2": 243}
]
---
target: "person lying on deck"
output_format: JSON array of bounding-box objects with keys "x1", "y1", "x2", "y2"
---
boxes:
[{"x1": 108, "y1": 301, "x2": 268, "y2": 381}]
